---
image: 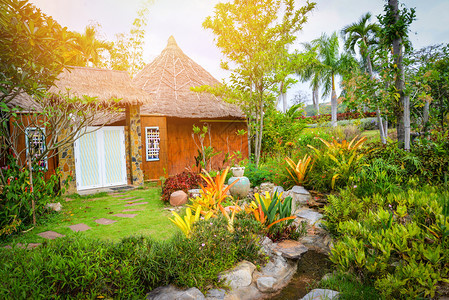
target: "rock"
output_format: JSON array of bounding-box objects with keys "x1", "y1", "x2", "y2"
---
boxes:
[
  {"x1": 170, "y1": 190, "x2": 188, "y2": 206},
  {"x1": 45, "y1": 202, "x2": 62, "y2": 212},
  {"x1": 260, "y1": 254, "x2": 296, "y2": 282},
  {"x1": 205, "y1": 288, "x2": 226, "y2": 300},
  {"x1": 296, "y1": 209, "x2": 323, "y2": 225},
  {"x1": 273, "y1": 186, "x2": 284, "y2": 195},
  {"x1": 272, "y1": 240, "x2": 308, "y2": 260},
  {"x1": 223, "y1": 284, "x2": 261, "y2": 300},
  {"x1": 259, "y1": 182, "x2": 275, "y2": 195},
  {"x1": 188, "y1": 189, "x2": 201, "y2": 198},
  {"x1": 289, "y1": 186, "x2": 312, "y2": 211},
  {"x1": 220, "y1": 260, "x2": 256, "y2": 289},
  {"x1": 259, "y1": 236, "x2": 274, "y2": 256},
  {"x1": 146, "y1": 285, "x2": 205, "y2": 300},
  {"x1": 256, "y1": 276, "x2": 277, "y2": 293},
  {"x1": 300, "y1": 289, "x2": 339, "y2": 300}
]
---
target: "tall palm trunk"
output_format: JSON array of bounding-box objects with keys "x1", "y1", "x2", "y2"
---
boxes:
[
  {"x1": 389, "y1": 0, "x2": 410, "y2": 150},
  {"x1": 331, "y1": 74, "x2": 337, "y2": 127},
  {"x1": 313, "y1": 86, "x2": 320, "y2": 115},
  {"x1": 366, "y1": 52, "x2": 387, "y2": 144}
]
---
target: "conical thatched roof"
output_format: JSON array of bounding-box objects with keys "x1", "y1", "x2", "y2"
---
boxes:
[
  {"x1": 49, "y1": 66, "x2": 151, "y2": 106},
  {"x1": 133, "y1": 36, "x2": 244, "y2": 119}
]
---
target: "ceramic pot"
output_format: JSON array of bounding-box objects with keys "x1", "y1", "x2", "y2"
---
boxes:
[
  {"x1": 230, "y1": 166, "x2": 245, "y2": 177},
  {"x1": 228, "y1": 176, "x2": 250, "y2": 199}
]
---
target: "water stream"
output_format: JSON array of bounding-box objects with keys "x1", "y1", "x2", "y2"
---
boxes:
[{"x1": 271, "y1": 250, "x2": 332, "y2": 300}]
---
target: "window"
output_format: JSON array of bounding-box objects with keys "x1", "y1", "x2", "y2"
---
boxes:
[
  {"x1": 25, "y1": 127, "x2": 47, "y2": 169},
  {"x1": 145, "y1": 127, "x2": 160, "y2": 161}
]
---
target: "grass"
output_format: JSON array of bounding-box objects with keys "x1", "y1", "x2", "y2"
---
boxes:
[
  {"x1": 319, "y1": 272, "x2": 383, "y2": 299},
  {"x1": 0, "y1": 183, "x2": 177, "y2": 246}
]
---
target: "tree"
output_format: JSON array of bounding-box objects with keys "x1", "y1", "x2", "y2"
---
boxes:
[
  {"x1": 297, "y1": 42, "x2": 324, "y2": 115},
  {"x1": 311, "y1": 32, "x2": 355, "y2": 127},
  {"x1": 203, "y1": 0, "x2": 315, "y2": 167},
  {"x1": 378, "y1": 0, "x2": 415, "y2": 149},
  {"x1": 342, "y1": 12, "x2": 387, "y2": 143},
  {"x1": 109, "y1": 1, "x2": 152, "y2": 77}
]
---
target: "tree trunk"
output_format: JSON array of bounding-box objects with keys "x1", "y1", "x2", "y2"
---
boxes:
[
  {"x1": 313, "y1": 87, "x2": 320, "y2": 115},
  {"x1": 282, "y1": 92, "x2": 287, "y2": 113},
  {"x1": 423, "y1": 100, "x2": 430, "y2": 133},
  {"x1": 376, "y1": 107, "x2": 386, "y2": 144},
  {"x1": 27, "y1": 153, "x2": 36, "y2": 226},
  {"x1": 389, "y1": 0, "x2": 410, "y2": 149},
  {"x1": 404, "y1": 95, "x2": 410, "y2": 149},
  {"x1": 331, "y1": 74, "x2": 337, "y2": 127},
  {"x1": 255, "y1": 95, "x2": 264, "y2": 167}
]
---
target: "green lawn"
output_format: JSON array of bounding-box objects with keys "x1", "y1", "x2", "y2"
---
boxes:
[{"x1": 0, "y1": 184, "x2": 177, "y2": 246}]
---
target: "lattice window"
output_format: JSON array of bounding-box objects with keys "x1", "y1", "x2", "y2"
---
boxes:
[
  {"x1": 145, "y1": 127, "x2": 160, "y2": 161},
  {"x1": 25, "y1": 127, "x2": 47, "y2": 169}
]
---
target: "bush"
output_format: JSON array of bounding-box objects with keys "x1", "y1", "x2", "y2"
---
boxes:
[
  {"x1": 243, "y1": 162, "x2": 275, "y2": 187},
  {"x1": 161, "y1": 171, "x2": 205, "y2": 202},
  {"x1": 328, "y1": 187, "x2": 449, "y2": 299},
  {"x1": 0, "y1": 218, "x2": 265, "y2": 298},
  {"x1": 0, "y1": 155, "x2": 66, "y2": 237}
]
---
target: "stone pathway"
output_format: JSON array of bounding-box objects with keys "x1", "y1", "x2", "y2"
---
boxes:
[
  {"x1": 113, "y1": 213, "x2": 138, "y2": 218},
  {"x1": 94, "y1": 218, "x2": 117, "y2": 225},
  {"x1": 37, "y1": 231, "x2": 65, "y2": 240},
  {"x1": 122, "y1": 209, "x2": 142, "y2": 212},
  {"x1": 68, "y1": 223, "x2": 91, "y2": 232},
  {"x1": 124, "y1": 202, "x2": 148, "y2": 207}
]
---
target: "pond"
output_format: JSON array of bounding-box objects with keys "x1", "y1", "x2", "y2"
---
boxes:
[{"x1": 271, "y1": 250, "x2": 332, "y2": 300}]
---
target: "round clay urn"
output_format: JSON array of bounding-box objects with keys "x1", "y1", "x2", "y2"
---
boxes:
[
  {"x1": 230, "y1": 166, "x2": 245, "y2": 177},
  {"x1": 228, "y1": 166, "x2": 250, "y2": 199}
]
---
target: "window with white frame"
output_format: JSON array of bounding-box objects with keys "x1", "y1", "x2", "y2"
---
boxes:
[
  {"x1": 25, "y1": 127, "x2": 47, "y2": 168},
  {"x1": 145, "y1": 127, "x2": 160, "y2": 161}
]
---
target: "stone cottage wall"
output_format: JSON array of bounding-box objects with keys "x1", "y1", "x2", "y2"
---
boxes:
[{"x1": 126, "y1": 105, "x2": 144, "y2": 186}]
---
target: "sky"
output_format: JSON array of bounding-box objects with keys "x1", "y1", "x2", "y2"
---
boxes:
[{"x1": 30, "y1": 0, "x2": 449, "y2": 106}]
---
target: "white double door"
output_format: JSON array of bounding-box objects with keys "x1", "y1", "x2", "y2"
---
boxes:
[{"x1": 74, "y1": 126, "x2": 127, "y2": 191}]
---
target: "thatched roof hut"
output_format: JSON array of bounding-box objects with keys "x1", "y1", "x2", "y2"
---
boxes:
[
  {"x1": 49, "y1": 66, "x2": 151, "y2": 106},
  {"x1": 133, "y1": 36, "x2": 244, "y2": 119}
]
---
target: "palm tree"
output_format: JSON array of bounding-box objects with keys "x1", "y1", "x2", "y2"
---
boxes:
[
  {"x1": 68, "y1": 24, "x2": 112, "y2": 67},
  {"x1": 342, "y1": 12, "x2": 387, "y2": 143},
  {"x1": 297, "y1": 43, "x2": 324, "y2": 115},
  {"x1": 311, "y1": 32, "x2": 354, "y2": 126}
]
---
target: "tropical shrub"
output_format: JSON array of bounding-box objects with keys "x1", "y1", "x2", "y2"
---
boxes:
[
  {"x1": 0, "y1": 155, "x2": 66, "y2": 237},
  {"x1": 306, "y1": 136, "x2": 367, "y2": 191},
  {"x1": 328, "y1": 187, "x2": 449, "y2": 299},
  {"x1": 285, "y1": 154, "x2": 313, "y2": 186},
  {"x1": 243, "y1": 162, "x2": 275, "y2": 187},
  {"x1": 161, "y1": 171, "x2": 205, "y2": 202}
]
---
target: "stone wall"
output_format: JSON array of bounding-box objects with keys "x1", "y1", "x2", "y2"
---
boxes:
[
  {"x1": 58, "y1": 128, "x2": 77, "y2": 194},
  {"x1": 126, "y1": 105, "x2": 144, "y2": 186}
]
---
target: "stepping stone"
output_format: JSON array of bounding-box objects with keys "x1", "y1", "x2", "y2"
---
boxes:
[
  {"x1": 68, "y1": 223, "x2": 91, "y2": 232},
  {"x1": 113, "y1": 213, "x2": 138, "y2": 218},
  {"x1": 111, "y1": 194, "x2": 128, "y2": 198},
  {"x1": 3, "y1": 243, "x2": 41, "y2": 250},
  {"x1": 122, "y1": 209, "x2": 142, "y2": 212},
  {"x1": 94, "y1": 218, "x2": 117, "y2": 225},
  {"x1": 124, "y1": 202, "x2": 148, "y2": 207},
  {"x1": 119, "y1": 197, "x2": 137, "y2": 200},
  {"x1": 37, "y1": 231, "x2": 65, "y2": 240}
]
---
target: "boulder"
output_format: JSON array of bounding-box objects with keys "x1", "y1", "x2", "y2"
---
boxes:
[
  {"x1": 296, "y1": 209, "x2": 323, "y2": 225},
  {"x1": 223, "y1": 284, "x2": 261, "y2": 300},
  {"x1": 260, "y1": 254, "x2": 296, "y2": 282},
  {"x1": 259, "y1": 236, "x2": 274, "y2": 256},
  {"x1": 289, "y1": 186, "x2": 311, "y2": 212},
  {"x1": 272, "y1": 240, "x2": 308, "y2": 260},
  {"x1": 258, "y1": 182, "x2": 275, "y2": 195},
  {"x1": 170, "y1": 190, "x2": 188, "y2": 206},
  {"x1": 205, "y1": 288, "x2": 226, "y2": 300},
  {"x1": 220, "y1": 260, "x2": 256, "y2": 289},
  {"x1": 45, "y1": 202, "x2": 62, "y2": 212},
  {"x1": 256, "y1": 276, "x2": 277, "y2": 293},
  {"x1": 273, "y1": 186, "x2": 284, "y2": 195},
  {"x1": 146, "y1": 285, "x2": 205, "y2": 300},
  {"x1": 300, "y1": 289, "x2": 339, "y2": 300}
]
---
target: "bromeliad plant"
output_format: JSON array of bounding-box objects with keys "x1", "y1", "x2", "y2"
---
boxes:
[
  {"x1": 308, "y1": 135, "x2": 367, "y2": 190},
  {"x1": 245, "y1": 191, "x2": 296, "y2": 230},
  {"x1": 285, "y1": 154, "x2": 313, "y2": 186},
  {"x1": 188, "y1": 167, "x2": 238, "y2": 216},
  {"x1": 169, "y1": 206, "x2": 213, "y2": 238}
]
